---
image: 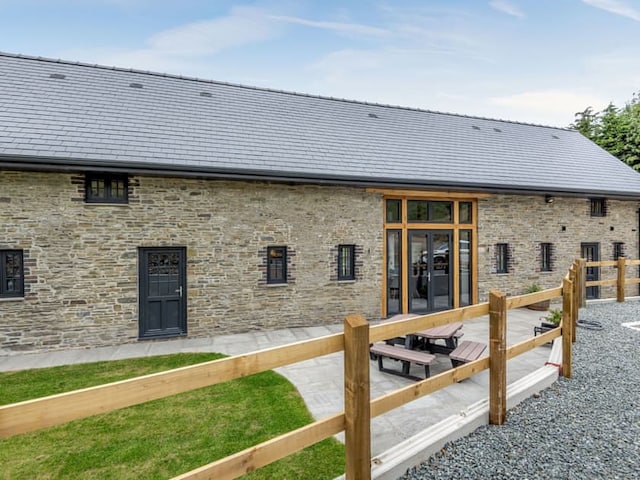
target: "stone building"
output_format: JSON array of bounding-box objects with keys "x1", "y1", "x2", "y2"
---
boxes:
[{"x1": 2, "y1": 52, "x2": 640, "y2": 353}]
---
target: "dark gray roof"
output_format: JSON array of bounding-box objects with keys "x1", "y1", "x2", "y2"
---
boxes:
[{"x1": 2, "y1": 52, "x2": 640, "y2": 198}]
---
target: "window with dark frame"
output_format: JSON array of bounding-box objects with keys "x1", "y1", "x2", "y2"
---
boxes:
[
  {"x1": 496, "y1": 243, "x2": 509, "y2": 274},
  {"x1": 337, "y1": 244, "x2": 356, "y2": 281},
  {"x1": 613, "y1": 242, "x2": 625, "y2": 260},
  {"x1": 540, "y1": 243, "x2": 553, "y2": 272},
  {"x1": 267, "y1": 246, "x2": 287, "y2": 284},
  {"x1": 590, "y1": 198, "x2": 606, "y2": 217},
  {"x1": 1, "y1": 250, "x2": 24, "y2": 298},
  {"x1": 85, "y1": 173, "x2": 128, "y2": 203}
]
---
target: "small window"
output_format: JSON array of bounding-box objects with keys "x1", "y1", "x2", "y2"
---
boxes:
[
  {"x1": 86, "y1": 174, "x2": 128, "y2": 203},
  {"x1": 337, "y1": 245, "x2": 356, "y2": 280},
  {"x1": 407, "y1": 200, "x2": 428, "y2": 222},
  {"x1": 613, "y1": 242, "x2": 625, "y2": 260},
  {"x1": 386, "y1": 199, "x2": 402, "y2": 223},
  {"x1": 267, "y1": 246, "x2": 287, "y2": 284},
  {"x1": 590, "y1": 198, "x2": 606, "y2": 217},
  {"x1": 540, "y1": 243, "x2": 553, "y2": 272},
  {"x1": 496, "y1": 243, "x2": 509, "y2": 274},
  {"x1": 407, "y1": 200, "x2": 453, "y2": 223},
  {"x1": 1, "y1": 250, "x2": 24, "y2": 298},
  {"x1": 459, "y1": 202, "x2": 472, "y2": 224}
]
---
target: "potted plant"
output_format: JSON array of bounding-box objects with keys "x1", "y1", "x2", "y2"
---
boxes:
[
  {"x1": 540, "y1": 308, "x2": 562, "y2": 328},
  {"x1": 525, "y1": 284, "x2": 550, "y2": 311}
]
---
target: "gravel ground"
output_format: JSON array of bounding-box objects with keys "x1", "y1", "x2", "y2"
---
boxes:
[{"x1": 398, "y1": 301, "x2": 640, "y2": 480}]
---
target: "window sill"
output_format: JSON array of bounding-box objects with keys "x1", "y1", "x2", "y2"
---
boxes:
[
  {"x1": 84, "y1": 202, "x2": 130, "y2": 207},
  {"x1": 266, "y1": 283, "x2": 288, "y2": 287},
  {"x1": 337, "y1": 280, "x2": 356, "y2": 284},
  {"x1": 0, "y1": 296, "x2": 24, "y2": 303}
]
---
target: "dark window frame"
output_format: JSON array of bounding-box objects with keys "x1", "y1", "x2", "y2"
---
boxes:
[
  {"x1": 337, "y1": 244, "x2": 356, "y2": 281},
  {"x1": 590, "y1": 198, "x2": 606, "y2": 217},
  {"x1": 540, "y1": 242, "x2": 553, "y2": 272},
  {"x1": 1, "y1": 250, "x2": 24, "y2": 298},
  {"x1": 85, "y1": 173, "x2": 129, "y2": 203},
  {"x1": 267, "y1": 246, "x2": 287, "y2": 284},
  {"x1": 613, "y1": 242, "x2": 625, "y2": 260},
  {"x1": 496, "y1": 243, "x2": 509, "y2": 274}
]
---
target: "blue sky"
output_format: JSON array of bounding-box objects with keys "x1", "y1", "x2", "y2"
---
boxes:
[{"x1": 1, "y1": 0, "x2": 639, "y2": 127}]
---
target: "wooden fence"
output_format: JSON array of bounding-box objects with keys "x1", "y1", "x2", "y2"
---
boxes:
[{"x1": 5, "y1": 257, "x2": 627, "y2": 479}]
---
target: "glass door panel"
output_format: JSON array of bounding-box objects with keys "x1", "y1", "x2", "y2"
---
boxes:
[
  {"x1": 386, "y1": 230, "x2": 402, "y2": 315},
  {"x1": 459, "y1": 230, "x2": 472, "y2": 306},
  {"x1": 408, "y1": 230, "x2": 453, "y2": 314}
]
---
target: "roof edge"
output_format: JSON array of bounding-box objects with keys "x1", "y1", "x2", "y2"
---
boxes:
[{"x1": 2, "y1": 156, "x2": 639, "y2": 200}]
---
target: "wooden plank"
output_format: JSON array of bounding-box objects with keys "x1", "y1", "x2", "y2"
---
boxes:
[
  {"x1": 344, "y1": 314, "x2": 371, "y2": 480},
  {"x1": 506, "y1": 287, "x2": 562, "y2": 309},
  {"x1": 617, "y1": 257, "x2": 625, "y2": 302},
  {"x1": 0, "y1": 333, "x2": 344, "y2": 438},
  {"x1": 625, "y1": 278, "x2": 640, "y2": 284},
  {"x1": 370, "y1": 357, "x2": 490, "y2": 418},
  {"x1": 506, "y1": 329, "x2": 560, "y2": 360},
  {"x1": 626, "y1": 259, "x2": 640, "y2": 266},
  {"x1": 586, "y1": 260, "x2": 617, "y2": 267},
  {"x1": 577, "y1": 258, "x2": 587, "y2": 308},
  {"x1": 489, "y1": 290, "x2": 507, "y2": 425},
  {"x1": 586, "y1": 278, "x2": 617, "y2": 287},
  {"x1": 365, "y1": 188, "x2": 491, "y2": 199},
  {"x1": 370, "y1": 303, "x2": 489, "y2": 344},
  {"x1": 562, "y1": 278, "x2": 573, "y2": 379},
  {"x1": 172, "y1": 413, "x2": 345, "y2": 480}
]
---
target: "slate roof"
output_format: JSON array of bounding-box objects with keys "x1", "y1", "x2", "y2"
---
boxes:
[{"x1": 1, "y1": 51, "x2": 640, "y2": 198}]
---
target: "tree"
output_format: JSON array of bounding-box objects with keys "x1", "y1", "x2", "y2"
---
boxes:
[{"x1": 571, "y1": 92, "x2": 640, "y2": 170}]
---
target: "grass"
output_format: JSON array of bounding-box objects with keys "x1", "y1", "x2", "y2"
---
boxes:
[{"x1": 0, "y1": 353, "x2": 345, "y2": 479}]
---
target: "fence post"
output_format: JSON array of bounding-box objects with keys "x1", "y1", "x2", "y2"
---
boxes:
[
  {"x1": 577, "y1": 258, "x2": 587, "y2": 308},
  {"x1": 344, "y1": 314, "x2": 371, "y2": 480},
  {"x1": 570, "y1": 263, "x2": 578, "y2": 343},
  {"x1": 617, "y1": 257, "x2": 626, "y2": 302},
  {"x1": 562, "y1": 278, "x2": 573, "y2": 379},
  {"x1": 489, "y1": 290, "x2": 507, "y2": 425}
]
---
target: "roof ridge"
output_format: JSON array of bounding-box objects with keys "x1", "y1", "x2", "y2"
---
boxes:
[{"x1": 0, "y1": 50, "x2": 573, "y2": 131}]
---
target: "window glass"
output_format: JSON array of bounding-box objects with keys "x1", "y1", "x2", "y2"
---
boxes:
[
  {"x1": 267, "y1": 246, "x2": 287, "y2": 284},
  {"x1": 459, "y1": 231, "x2": 471, "y2": 306},
  {"x1": 386, "y1": 230, "x2": 401, "y2": 315},
  {"x1": 540, "y1": 243, "x2": 553, "y2": 272},
  {"x1": 386, "y1": 199, "x2": 401, "y2": 223},
  {"x1": 337, "y1": 245, "x2": 355, "y2": 280},
  {"x1": 86, "y1": 174, "x2": 128, "y2": 203},
  {"x1": 459, "y1": 202, "x2": 472, "y2": 224},
  {"x1": 496, "y1": 243, "x2": 509, "y2": 274},
  {"x1": 1, "y1": 250, "x2": 24, "y2": 297},
  {"x1": 407, "y1": 200, "x2": 428, "y2": 222},
  {"x1": 430, "y1": 201, "x2": 453, "y2": 223},
  {"x1": 590, "y1": 198, "x2": 606, "y2": 217}
]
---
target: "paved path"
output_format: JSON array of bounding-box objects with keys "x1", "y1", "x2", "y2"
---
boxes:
[{"x1": 0, "y1": 308, "x2": 552, "y2": 456}]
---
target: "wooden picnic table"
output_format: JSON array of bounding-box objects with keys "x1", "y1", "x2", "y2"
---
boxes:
[{"x1": 409, "y1": 321, "x2": 463, "y2": 353}]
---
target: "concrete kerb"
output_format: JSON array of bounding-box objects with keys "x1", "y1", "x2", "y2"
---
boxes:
[{"x1": 335, "y1": 338, "x2": 563, "y2": 480}]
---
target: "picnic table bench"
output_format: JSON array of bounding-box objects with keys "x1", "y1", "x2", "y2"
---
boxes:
[
  {"x1": 369, "y1": 342, "x2": 436, "y2": 380},
  {"x1": 449, "y1": 340, "x2": 487, "y2": 368}
]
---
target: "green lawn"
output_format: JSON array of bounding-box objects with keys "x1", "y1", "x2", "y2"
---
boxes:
[{"x1": 0, "y1": 353, "x2": 345, "y2": 479}]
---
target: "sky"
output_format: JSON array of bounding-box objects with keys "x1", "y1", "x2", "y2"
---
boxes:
[{"x1": 1, "y1": 0, "x2": 639, "y2": 128}]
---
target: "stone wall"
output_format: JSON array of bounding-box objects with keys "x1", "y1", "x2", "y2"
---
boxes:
[
  {"x1": 477, "y1": 194, "x2": 640, "y2": 301},
  {"x1": 0, "y1": 170, "x2": 384, "y2": 352}
]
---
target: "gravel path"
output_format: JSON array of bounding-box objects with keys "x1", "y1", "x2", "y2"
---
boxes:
[{"x1": 398, "y1": 301, "x2": 640, "y2": 480}]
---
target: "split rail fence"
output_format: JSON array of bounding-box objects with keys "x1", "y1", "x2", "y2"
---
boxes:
[{"x1": 2, "y1": 257, "x2": 636, "y2": 479}]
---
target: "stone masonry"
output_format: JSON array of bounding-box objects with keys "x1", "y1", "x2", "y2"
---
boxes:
[{"x1": 0, "y1": 170, "x2": 383, "y2": 353}]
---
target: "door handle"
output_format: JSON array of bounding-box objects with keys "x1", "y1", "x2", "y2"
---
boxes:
[
  {"x1": 427, "y1": 272, "x2": 431, "y2": 282},
  {"x1": 175, "y1": 286, "x2": 183, "y2": 297}
]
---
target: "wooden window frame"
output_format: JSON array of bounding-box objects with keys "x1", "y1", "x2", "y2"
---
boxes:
[
  {"x1": 85, "y1": 173, "x2": 129, "y2": 203},
  {"x1": 0, "y1": 250, "x2": 24, "y2": 298},
  {"x1": 267, "y1": 246, "x2": 287, "y2": 284},
  {"x1": 337, "y1": 244, "x2": 356, "y2": 281}
]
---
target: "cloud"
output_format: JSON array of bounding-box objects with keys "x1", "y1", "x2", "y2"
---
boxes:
[
  {"x1": 148, "y1": 6, "x2": 278, "y2": 56},
  {"x1": 581, "y1": 0, "x2": 640, "y2": 21},
  {"x1": 269, "y1": 15, "x2": 389, "y2": 37},
  {"x1": 489, "y1": 0, "x2": 525, "y2": 18},
  {"x1": 489, "y1": 89, "x2": 610, "y2": 125}
]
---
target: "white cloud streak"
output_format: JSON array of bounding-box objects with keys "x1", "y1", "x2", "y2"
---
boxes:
[
  {"x1": 269, "y1": 15, "x2": 389, "y2": 37},
  {"x1": 581, "y1": 0, "x2": 640, "y2": 21},
  {"x1": 489, "y1": 0, "x2": 525, "y2": 18}
]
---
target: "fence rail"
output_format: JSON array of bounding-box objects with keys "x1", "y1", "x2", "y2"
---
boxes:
[{"x1": 5, "y1": 257, "x2": 636, "y2": 479}]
